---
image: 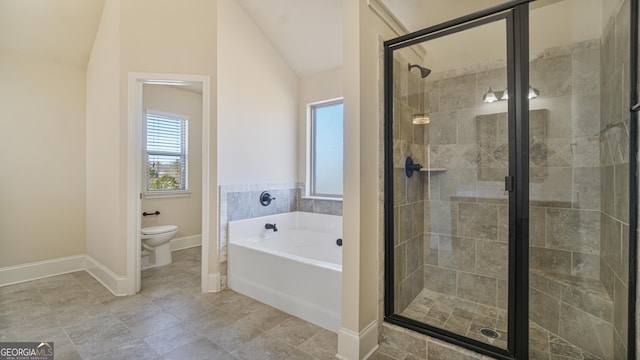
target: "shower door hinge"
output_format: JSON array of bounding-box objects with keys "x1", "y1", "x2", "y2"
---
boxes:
[
  {"x1": 140, "y1": 193, "x2": 142, "y2": 199},
  {"x1": 505, "y1": 176, "x2": 514, "y2": 192}
]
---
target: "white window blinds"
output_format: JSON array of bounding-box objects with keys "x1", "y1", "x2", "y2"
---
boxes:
[{"x1": 145, "y1": 112, "x2": 188, "y2": 191}]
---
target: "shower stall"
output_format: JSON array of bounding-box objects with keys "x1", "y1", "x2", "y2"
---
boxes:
[{"x1": 383, "y1": 0, "x2": 637, "y2": 359}]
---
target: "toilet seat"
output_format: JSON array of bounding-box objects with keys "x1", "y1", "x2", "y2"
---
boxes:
[{"x1": 141, "y1": 225, "x2": 178, "y2": 235}]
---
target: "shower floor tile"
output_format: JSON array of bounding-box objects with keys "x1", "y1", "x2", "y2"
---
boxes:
[{"x1": 399, "y1": 288, "x2": 605, "y2": 359}]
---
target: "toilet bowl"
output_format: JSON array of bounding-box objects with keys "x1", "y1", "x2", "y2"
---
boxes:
[{"x1": 141, "y1": 225, "x2": 177, "y2": 269}]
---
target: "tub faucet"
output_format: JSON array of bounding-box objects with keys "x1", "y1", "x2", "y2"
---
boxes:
[{"x1": 265, "y1": 223, "x2": 278, "y2": 232}]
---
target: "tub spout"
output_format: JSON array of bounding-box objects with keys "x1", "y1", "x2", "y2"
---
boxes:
[{"x1": 265, "y1": 223, "x2": 278, "y2": 232}]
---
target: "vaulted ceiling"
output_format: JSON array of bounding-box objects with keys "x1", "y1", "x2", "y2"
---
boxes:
[
  {"x1": 0, "y1": 0, "x2": 605, "y2": 77},
  {"x1": 0, "y1": 0, "x2": 496, "y2": 74},
  {"x1": 0, "y1": 0, "x2": 104, "y2": 67},
  {"x1": 235, "y1": 0, "x2": 342, "y2": 77},
  {"x1": 233, "y1": 0, "x2": 509, "y2": 77}
]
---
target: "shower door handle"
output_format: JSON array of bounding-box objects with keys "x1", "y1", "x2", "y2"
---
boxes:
[{"x1": 505, "y1": 176, "x2": 514, "y2": 192}]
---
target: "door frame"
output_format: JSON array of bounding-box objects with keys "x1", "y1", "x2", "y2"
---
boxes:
[
  {"x1": 383, "y1": 2, "x2": 532, "y2": 359},
  {"x1": 384, "y1": 0, "x2": 640, "y2": 359},
  {"x1": 126, "y1": 72, "x2": 212, "y2": 294}
]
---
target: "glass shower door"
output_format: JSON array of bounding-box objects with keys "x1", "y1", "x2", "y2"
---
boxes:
[
  {"x1": 386, "y1": 13, "x2": 513, "y2": 353},
  {"x1": 386, "y1": 1, "x2": 637, "y2": 359},
  {"x1": 528, "y1": 0, "x2": 631, "y2": 358}
]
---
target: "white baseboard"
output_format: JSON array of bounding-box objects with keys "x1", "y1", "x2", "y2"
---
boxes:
[
  {"x1": 0, "y1": 249, "x2": 211, "y2": 297},
  {"x1": 337, "y1": 320, "x2": 379, "y2": 360},
  {"x1": 85, "y1": 255, "x2": 128, "y2": 296},
  {"x1": 0, "y1": 255, "x2": 86, "y2": 287},
  {"x1": 206, "y1": 272, "x2": 220, "y2": 293},
  {"x1": 360, "y1": 321, "x2": 379, "y2": 360},
  {"x1": 170, "y1": 234, "x2": 202, "y2": 251}
]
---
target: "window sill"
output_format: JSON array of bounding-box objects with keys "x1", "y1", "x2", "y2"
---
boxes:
[
  {"x1": 144, "y1": 191, "x2": 191, "y2": 199},
  {"x1": 301, "y1": 195, "x2": 343, "y2": 202}
]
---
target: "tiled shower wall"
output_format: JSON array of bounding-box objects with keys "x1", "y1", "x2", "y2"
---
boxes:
[
  {"x1": 525, "y1": 40, "x2": 603, "y2": 279},
  {"x1": 600, "y1": 0, "x2": 631, "y2": 356},
  {"x1": 383, "y1": 3, "x2": 637, "y2": 359},
  {"x1": 525, "y1": 39, "x2": 612, "y2": 357},
  {"x1": 392, "y1": 39, "x2": 603, "y2": 313},
  {"x1": 392, "y1": 54, "x2": 427, "y2": 312},
  {"x1": 218, "y1": 183, "x2": 342, "y2": 289}
]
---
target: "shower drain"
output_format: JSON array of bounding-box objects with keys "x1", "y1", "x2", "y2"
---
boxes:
[{"x1": 480, "y1": 328, "x2": 500, "y2": 339}]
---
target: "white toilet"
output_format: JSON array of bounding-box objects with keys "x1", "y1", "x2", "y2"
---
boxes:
[{"x1": 141, "y1": 225, "x2": 177, "y2": 269}]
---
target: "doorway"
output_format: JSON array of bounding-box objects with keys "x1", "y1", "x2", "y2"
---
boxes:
[{"x1": 127, "y1": 73, "x2": 212, "y2": 295}]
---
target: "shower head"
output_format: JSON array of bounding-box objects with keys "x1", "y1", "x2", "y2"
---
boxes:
[{"x1": 408, "y1": 63, "x2": 431, "y2": 78}]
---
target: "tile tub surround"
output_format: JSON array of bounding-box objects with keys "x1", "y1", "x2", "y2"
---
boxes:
[{"x1": 0, "y1": 247, "x2": 346, "y2": 360}]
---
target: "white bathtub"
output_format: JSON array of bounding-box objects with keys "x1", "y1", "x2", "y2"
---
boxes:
[{"x1": 228, "y1": 211, "x2": 342, "y2": 332}]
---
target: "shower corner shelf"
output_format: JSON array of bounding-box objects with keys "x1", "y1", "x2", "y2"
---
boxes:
[{"x1": 404, "y1": 156, "x2": 448, "y2": 177}]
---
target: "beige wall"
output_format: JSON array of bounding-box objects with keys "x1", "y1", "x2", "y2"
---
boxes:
[
  {"x1": 86, "y1": 0, "x2": 217, "y2": 277},
  {"x1": 121, "y1": 0, "x2": 217, "y2": 277},
  {"x1": 357, "y1": 0, "x2": 392, "y2": 331},
  {"x1": 141, "y1": 85, "x2": 203, "y2": 238},
  {"x1": 85, "y1": 0, "x2": 122, "y2": 275},
  {"x1": 217, "y1": 0, "x2": 298, "y2": 185},
  {"x1": 297, "y1": 67, "x2": 343, "y2": 184},
  {"x1": 0, "y1": 51, "x2": 86, "y2": 267},
  {"x1": 340, "y1": 0, "x2": 398, "y2": 357}
]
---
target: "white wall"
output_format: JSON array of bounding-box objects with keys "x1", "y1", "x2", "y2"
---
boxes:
[
  {"x1": 297, "y1": 67, "x2": 344, "y2": 184},
  {"x1": 0, "y1": 51, "x2": 86, "y2": 267},
  {"x1": 141, "y1": 85, "x2": 202, "y2": 238},
  {"x1": 218, "y1": 0, "x2": 299, "y2": 185}
]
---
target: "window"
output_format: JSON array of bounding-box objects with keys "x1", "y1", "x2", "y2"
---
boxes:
[
  {"x1": 145, "y1": 111, "x2": 188, "y2": 192},
  {"x1": 309, "y1": 99, "x2": 343, "y2": 198}
]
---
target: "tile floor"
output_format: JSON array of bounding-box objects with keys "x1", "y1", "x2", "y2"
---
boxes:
[
  {"x1": 7, "y1": 246, "x2": 598, "y2": 360},
  {"x1": 0, "y1": 247, "x2": 344, "y2": 359},
  {"x1": 399, "y1": 289, "x2": 508, "y2": 350},
  {"x1": 399, "y1": 289, "x2": 603, "y2": 360}
]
